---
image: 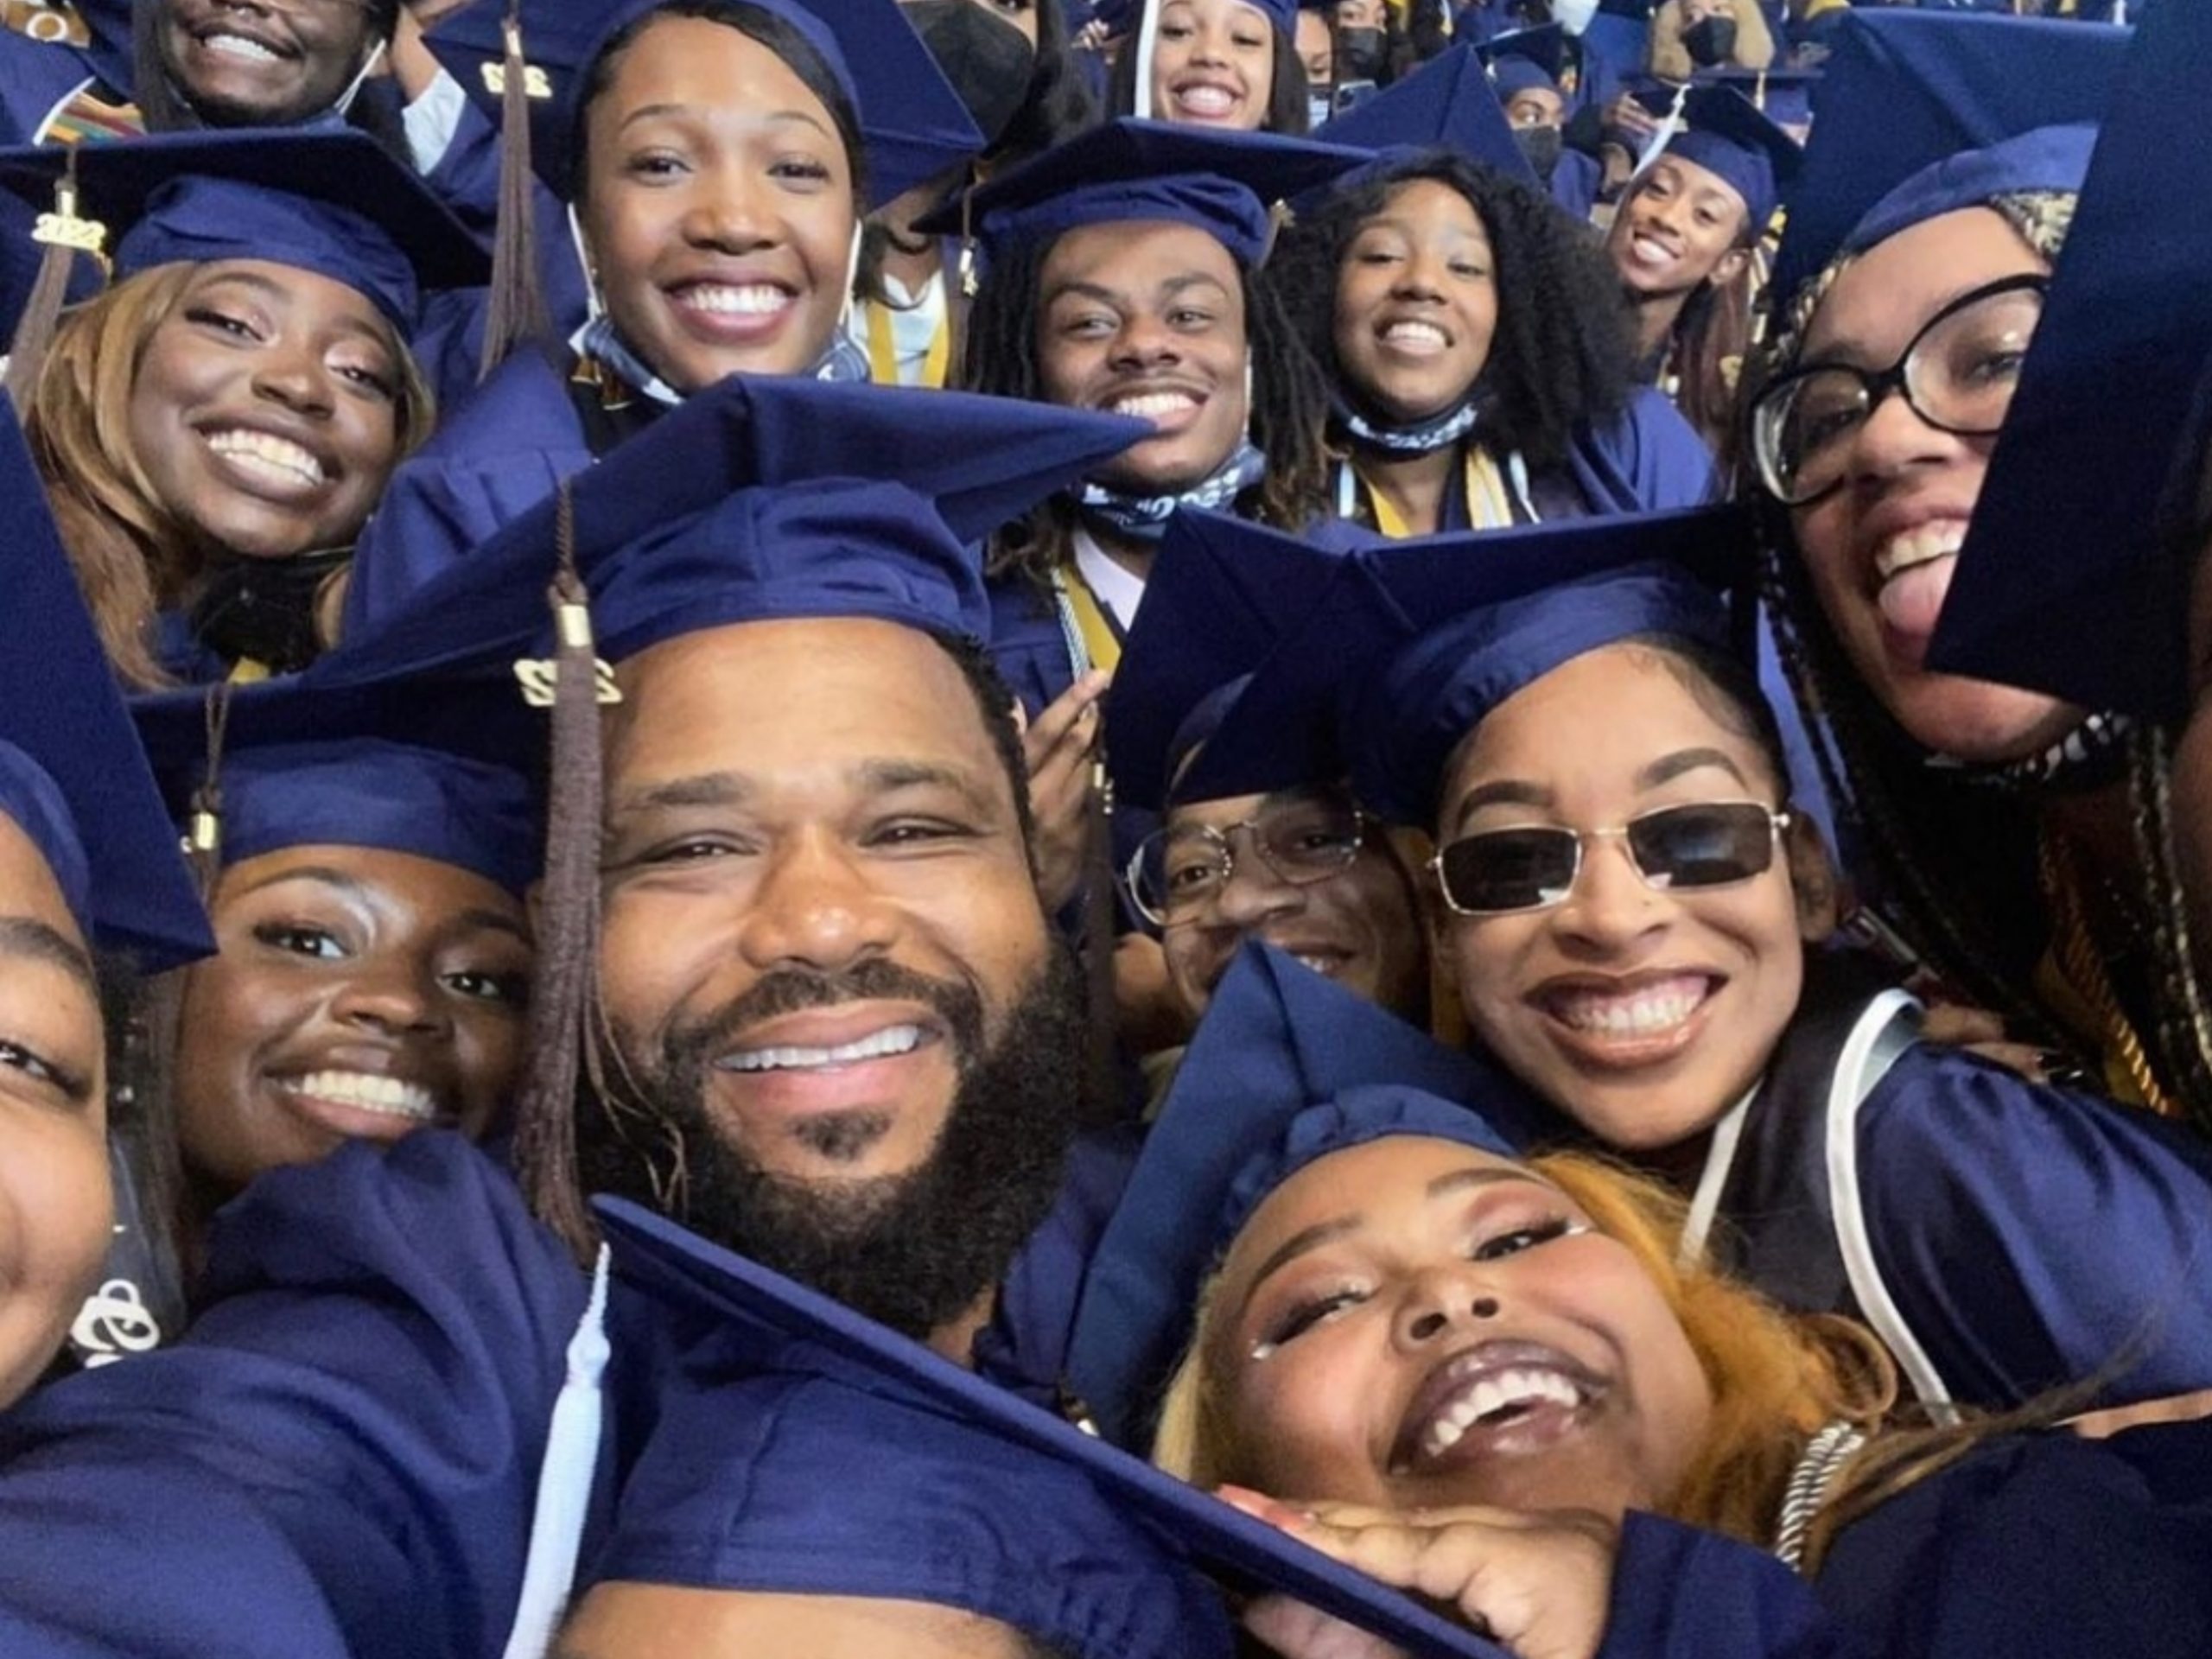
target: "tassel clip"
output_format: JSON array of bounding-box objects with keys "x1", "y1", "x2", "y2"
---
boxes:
[{"x1": 33, "y1": 177, "x2": 107, "y2": 271}]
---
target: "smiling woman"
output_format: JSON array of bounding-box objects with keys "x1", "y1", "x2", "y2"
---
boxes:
[
  {"x1": 6, "y1": 130, "x2": 484, "y2": 688},
  {"x1": 1106, "y1": 0, "x2": 1309, "y2": 135}
]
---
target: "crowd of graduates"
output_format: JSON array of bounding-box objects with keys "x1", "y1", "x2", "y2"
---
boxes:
[{"x1": 0, "y1": 0, "x2": 2208, "y2": 1653}]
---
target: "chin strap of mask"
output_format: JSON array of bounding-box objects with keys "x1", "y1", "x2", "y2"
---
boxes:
[
  {"x1": 1076, "y1": 438, "x2": 1267, "y2": 543},
  {"x1": 1335, "y1": 393, "x2": 1482, "y2": 455}
]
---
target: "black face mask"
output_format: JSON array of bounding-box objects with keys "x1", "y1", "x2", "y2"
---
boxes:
[
  {"x1": 905, "y1": 0, "x2": 1037, "y2": 149},
  {"x1": 1681, "y1": 14, "x2": 1738, "y2": 67},
  {"x1": 1515, "y1": 124, "x2": 1564, "y2": 181},
  {"x1": 188, "y1": 546, "x2": 350, "y2": 674},
  {"x1": 1335, "y1": 25, "x2": 1387, "y2": 83}
]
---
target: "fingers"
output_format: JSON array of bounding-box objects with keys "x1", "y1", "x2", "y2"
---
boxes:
[
  {"x1": 1243, "y1": 1596, "x2": 1410, "y2": 1659},
  {"x1": 1917, "y1": 1001, "x2": 2007, "y2": 1047},
  {"x1": 1024, "y1": 670, "x2": 1110, "y2": 773}
]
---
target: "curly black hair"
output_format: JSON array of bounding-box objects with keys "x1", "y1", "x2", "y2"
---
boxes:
[
  {"x1": 1104, "y1": 12, "x2": 1311, "y2": 135},
  {"x1": 996, "y1": 0, "x2": 1102, "y2": 164},
  {"x1": 958, "y1": 227, "x2": 1334, "y2": 582},
  {"x1": 1268, "y1": 148, "x2": 1636, "y2": 474}
]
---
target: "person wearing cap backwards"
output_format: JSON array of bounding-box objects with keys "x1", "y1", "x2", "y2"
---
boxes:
[
  {"x1": 0, "y1": 401, "x2": 213, "y2": 1408},
  {"x1": 1084, "y1": 944, "x2": 2212, "y2": 1659},
  {"x1": 1308, "y1": 505, "x2": 2212, "y2": 1427},
  {"x1": 124, "y1": 670, "x2": 538, "y2": 1302},
  {"x1": 1268, "y1": 54, "x2": 1716, "y2": 540},
  {"x1": 0, "y1": 379, "x2": 1267, "y2": 1659},
  {"x1": 1605, "y1": 83, "x2": 1798, "y2": 467},
  {"x1": 335, "y1": 0, "x2": 982, "y2": 635},
  {"x1": 1477, "y1": 25, "x2": 1605, "y2": 220},
  {"x1": 1743, "y1": 13, "x2": 2156, "y2": 1105},
  {"x1": 1106, "y1": 0, "x2": 1313, "y2": 131},
  {"x1": 2, "y1": 130, "x2": 486, "y2": 690}
]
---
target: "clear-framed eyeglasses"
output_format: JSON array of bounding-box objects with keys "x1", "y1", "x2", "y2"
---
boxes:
[
  {"x1": 1124, "y1": 786, "x2": 1371, "y2": 929},
  {"x1": 1749, "y1": 273, "x2": 2049, "y2": 508}
]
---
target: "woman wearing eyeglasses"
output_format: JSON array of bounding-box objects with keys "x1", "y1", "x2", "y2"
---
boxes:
[
  {"x1": 1326, "y1": 524, "x2": 2212, "y2": 1418},
  {"x1": 1741, "y1": 21, "x2": 2158, "y2": 1109}
]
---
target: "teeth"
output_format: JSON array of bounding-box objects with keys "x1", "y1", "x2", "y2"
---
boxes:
[
  {"x1": 204, "y1": 31, "x2": 280, "y2": 61},
  {"x1": 1873, "y1": 522, "x2": 1967, "y2": 582},
  {"x1": 207, "y1": 429, "x2": 324, "y2": 486},
  {"x1": 1551, "y1": 976, "x2": 1709, "y2": 1038},
  {"x1": 1292, "y1": 954, "x2": 1337, "y2": 977},
  {"x1": 722, "y1": 1024, "x2": 924, "y2": 1074},
  {"x1": 1382, "y1": 321, "x2": 1447, "y2": 348},
  {"x1": 676, "y1": 283, "x2": 791, "y2": 316},
  {"x1": 276, "y1": 1071, "x2": 436, "y2": 1122},
  {"x1": 1113, "y1": 391, "x2": 1198, "y2": 421},
  {"x1": 1420, "y1": 1367, "x2": 1583, "y2": 1460},
  {"x1": 1174, "y1": 84, "x2": 1237, "y2": 116},
  {"x1": 1629, "y1": 232, "x2": 1675, "y2": 268}
]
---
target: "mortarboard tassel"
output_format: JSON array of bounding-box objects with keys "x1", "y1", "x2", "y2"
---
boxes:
[
  {"x1": 480, "y1": 0, "x2": 550, "y2": 384},
  {"x1": 3, "y1": 156, "x2": 108, "y2": 415},
  {"x1": 513, "y1": 483, "x2": 608, "y2": 1260}
]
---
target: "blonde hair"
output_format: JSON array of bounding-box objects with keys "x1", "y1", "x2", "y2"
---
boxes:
[
  {"x1": 22, "y1": 262, "x2": 436, "y2": 690},
  {"x1": 1154, "y1": 1149, "x2": 1897, "y2": 1553},
  {"x1": 1647, "y1": 0, "x2": 1775, "y2": 81}
]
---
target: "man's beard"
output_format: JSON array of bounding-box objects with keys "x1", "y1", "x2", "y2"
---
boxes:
[{"x1": 582, "y1": 945, "x2": 1090, "y2": 1343}]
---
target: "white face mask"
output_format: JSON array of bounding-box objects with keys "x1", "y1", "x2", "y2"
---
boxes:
[{"x1": 1552, "y1": 0, "x2": 1599, "y2": 35}]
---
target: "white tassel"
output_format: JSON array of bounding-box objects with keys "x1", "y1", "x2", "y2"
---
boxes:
[{"x1": 500, "y1": 1246, "x2": 613, "y2": 1659}]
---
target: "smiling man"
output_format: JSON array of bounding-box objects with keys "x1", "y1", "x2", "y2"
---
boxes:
[{"x1": 0, "y1": 379, "x2": 1255, "y2": 1659}]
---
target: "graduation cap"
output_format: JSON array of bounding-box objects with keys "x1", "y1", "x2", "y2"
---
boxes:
[
  {"x1": 1925, "y1": 0, "x2": 2212, "y2": 724},
  {"x1": 1691, "y1": 63, "x2": 1819, "y2": 131},
  {"x1": 0, "y1": 129, "x2": 488, "y2": 330},
  {"x1": 919, "y1": 118, "x2": 1370, "y2": 272},
  {"x1": 1769, "y1": 9, "x2": 2128, "y2": 306},
  {"x1": 1068, "y1": 941, "x2": 1557, "y2": 1447},
  {"x1": 594, "y1": 969, "x2": 1532, "y2": 1659},
  {"x1": 1317, "y1": 42, "x2": 1536, "y2": 185},
  {"x1": 424, "y1": 0, "x2": 981, "y2": 208},
  {"x1": 1316, "y1": 507, "x2": 1751, "y2": 828},
  {"x1": 1103, "y1": 510, "x2": 1367, "y2": 814},
  {"x1": 320, "y1": 376, "x2": 1149, "y2": 677},
  {"x1": 1478, "y1": 23, "x2": 1573, "y2": 99},
  {"x1": 1645, "y1": 81, "x2": 1802, "y2": 228},
  {"x1": 130, "y1": 673, "x2": 543, "y2": 901},
  {"x1": 0, "y1": 404, "x2": 211, "y2": 971}
]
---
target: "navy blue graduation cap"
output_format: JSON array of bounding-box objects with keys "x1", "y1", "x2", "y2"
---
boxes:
[
  {"x1": 0, "y1": 129, "x2": 487, "y2": 328},
  {"x1": 321, "y1": 377, "x2": 1148, "y2": 677},
  {"x1": 922, "y1": 118, "x2": 1369, "y2": 272},
  {"x1": 425, "y1": 0, "x2": 980, "y2": 207},
  {"x1": 1068, "y1": 942, "x2": 1554, "y2": 1448},
  {"x1": 594, "y1": 1028, "x2": 1524, "y2": 1658},
  {"x1": 1770, "y1": 9, "x2": 2127, "y2": 306},
  {"x1": 1576, "y1": 1, "x2": 1651, "y2": 88},
  {"x1": 130, "y1": 674, "x2": 543, "y2": 900},
  {"x1": 1335, "y1": 507, "x2": 1751, "y2": 828},
  {"x1": 1692, "y1": 64, "x2": 1818, "y2": 130},
  {"x1": 1478, "y1": 24, "x2": 1572, "y2": 99},
  {"x1": 1926, "y1": 0, "x2": 2212, "y2": 724},
  {"x1": 1651, "y1": 82, "x2": 1801, "y2": 227},
  {"x1": 0, "y1": 405, "x2": 210, "y2": 971},
  {"x1": 1104, "y1": 509, "x2": 1363, "y2": 813},
  {"x1": 1317, "y1": 42, "x2": 1535, "y2": 185}
]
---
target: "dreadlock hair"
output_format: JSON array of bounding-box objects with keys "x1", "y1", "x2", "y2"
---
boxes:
[
  {"x1": 1104, "y1": 8, "x2": 1311, "y2": 135},
  {"x1": 1745, "y1": 190, "x2": 2079, "y2": 1033},
  {"x1": 130, "y1": 0, "x2": 413, "y2": 161},
  {"x1": 22, "y1": 264, "x2": 436, "y2": 692},
  {"x1": 959, "y1": 228, "x2": 1334, "y2": 584},
  {"x1": 1268, "y1": 149, "x2": 1636, "y2": 475},
  {"x1": 513, "y1": 606, "x2": 1041, "y2": 1261}
]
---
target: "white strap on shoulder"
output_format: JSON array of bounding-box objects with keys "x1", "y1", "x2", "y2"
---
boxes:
[{"x1": 500, "y1": 1244, "x2": 614, "y2": 1659}]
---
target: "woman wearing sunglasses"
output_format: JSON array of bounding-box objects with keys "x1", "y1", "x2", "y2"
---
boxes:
[
  {"x1": 1331, "y1": 531, "x2": 2212, "y2": 1417},
  {"x1": 1740, "y1": 15, "x2": 2155, "y2": 1107}
]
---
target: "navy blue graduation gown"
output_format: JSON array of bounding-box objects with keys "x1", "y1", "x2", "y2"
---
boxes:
[
  {"x1": 1562, "y1": 385, "x2": 1719, "y2": 516},
  {"x1": 1689, "y1": 955, "x2": 2212, "y2": 1414},
  {"x1": 0, "y1": 1128, "x2": 1162, "y2": 1656},
  {"x1": 1600, "y1": 1421, "x2": 2212, "y2": 1657}
]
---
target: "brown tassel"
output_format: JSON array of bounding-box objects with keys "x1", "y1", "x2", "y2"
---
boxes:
[
  {"x1": 478, "y1": 0, "x2": 550, "y2": 383},
  {"x1": 183, "y1": 682, "x2": 235, "y2": 897},
  {"x1": 512, "y1": 483, "x2": 606, "y2": 1259},
  {"x1": 4, "y1": 159, "x2": 108, "y2": 414}
]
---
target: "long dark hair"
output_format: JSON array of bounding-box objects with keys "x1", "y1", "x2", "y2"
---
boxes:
[
  {"x1": 997, "y1": 0, "x2": 1103, "y2": 162},
  {"x1": 130, "y1": 0, "x2": 411, "y2": 159},
  {"x1": 1269, "y1": 149, "x2": 1634, "y2": 474},
  {"x1": 1104, "y1": 9, "x2": 1310, "y2": 135},
  {"x1": 959, "y1": 228, "x2": 1333, "y2": 581}
]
